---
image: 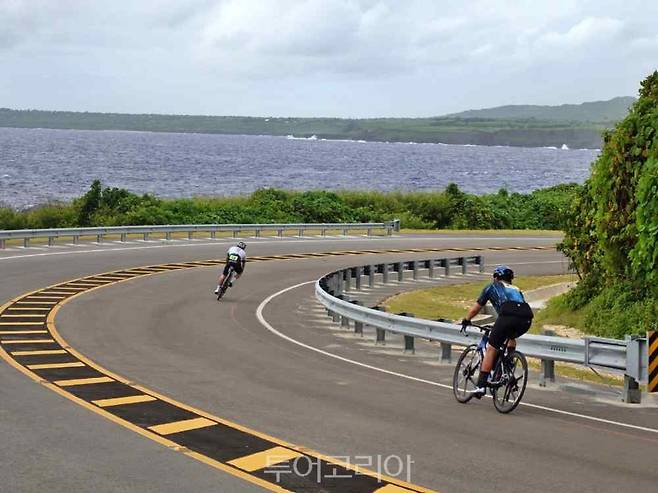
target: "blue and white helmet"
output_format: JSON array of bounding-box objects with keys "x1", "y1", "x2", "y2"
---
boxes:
[
  {"x1": 493, "y1": 265, "x2": 514, "y2": 280},
  {"x1": 237, "y1": 241, "x2": 247, "y2": 250}
]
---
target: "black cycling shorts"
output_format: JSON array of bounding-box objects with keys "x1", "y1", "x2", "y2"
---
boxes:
[
  {"x1": 489, "y1": 301, "x2": 533, "y2": 350},
  {"x1": 223, "y1": 259, "x2": 244, "y2": 276}
]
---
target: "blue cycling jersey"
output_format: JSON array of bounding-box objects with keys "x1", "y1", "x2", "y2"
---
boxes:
[{"x1": 477, "y1": 280, "x2": 526, "y2": 314}]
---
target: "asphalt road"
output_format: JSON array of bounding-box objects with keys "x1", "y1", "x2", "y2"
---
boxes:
[{"x1": 1, "y1": 234, "x2": 656, "y2": 492}]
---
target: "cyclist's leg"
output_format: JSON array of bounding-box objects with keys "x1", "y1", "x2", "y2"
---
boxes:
[
  {"x1": 216, "y1": 260, "x2": 231, "y2": 291},
  {"x1": 232, "y1": 262, "x2": 244, "y2": 281},
  {"x1": 475, "y1": 316, "x2": 513, "y2": 390}
]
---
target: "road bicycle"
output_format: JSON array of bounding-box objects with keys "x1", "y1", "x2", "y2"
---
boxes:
[
  {"x1": 216, "y1": 265, "x2": 235, "y2": 300},
  {"x1": 452, "y1": 323, "x2": 528, "y2": 413}
]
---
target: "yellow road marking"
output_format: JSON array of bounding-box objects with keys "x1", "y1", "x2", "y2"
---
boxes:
[
  {"x1": 27, "y1": 361, "x2": 85, "y2": 370},
  {"x1": 26, "y1": 296, "x2": 66, "y2": 300},
  {"x1": 148, "y1": 417, "x2": 217, "y2": 435},
  {"x1": 11, "y1": 349, "x2": 67, "y2": 356},
  {"x1": 16, "y1": 301, "x2": 58, "y2": 305},
  {"x1": 93, "y1": 394, "x2": 157, "y2": 407},
  {"x1": 227, "y1": 446, "x2": 303, "y2": 472},
  {"x1": 1, "y1": 339, "x2": 55, "y2": 344},
  {"x1": 55, "y1": 376, "x2": 114, "y2": 386},
  {"x1": 0, "y1": 314, "x2": 46, "y2": 318},
  {"x1": 0, "y1": 330, "x2": 48, "y2": 335},
  {"x1": 374, "y1": 485, "x2": 417, "y2": 493},
  {"x1": 8, "y1": 307, "x2": 51, "y2": 311},
  {"x1": 0, "y1": 322, "x2": 44, "y2": 326}
]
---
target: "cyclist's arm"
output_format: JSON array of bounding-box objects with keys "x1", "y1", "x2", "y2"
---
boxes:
[{"x1": 464, "y1": 302, "x2": 483, "y2": 322}]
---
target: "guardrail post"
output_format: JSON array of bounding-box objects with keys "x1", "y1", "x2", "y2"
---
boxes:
[
  {"x1": 24, "y1": 238, "x2": 29, "y2": 248},
  {"x1": 278, "y1": 229, "x2": 283, "y2": 238},
  {"x1": 459, "y1": 257, "x2": 467, "y2": 275},
  {"x1": 210, "y1": 231, "x2": 216, "y2": 239},
  {"x1": 477, "y1": 255, "x2": 485, "y2": 273},
  {"x1": 344, "y1": 270, "x2": 351, "y2": 291},
  {"x1": 382, "y1": 264, "x2": 389, "y2": 284},
  {"x1": 397, "y1": 262, "x2": 404, "y2": 282},
  {"x1": 0, "y1": 239, "x2": 5, "y2": 249},
  {"x1": 298, "y1": 228, "x2": 303, "y2": 237},
  {"x1": 188, "y1": 231, "x2": 193, "y2": 240},
  {"x1": 165, "y1": 232, "x2": 172, "y2": 241},
  {"x1": 355, "y1": 267, "x2": 362, "y2": 290},
  {"x1": 367, "y1": 228, "x2": 372, "y2": 236},
  {"x1": 351, "y1": 300, "x2": 363, "y2": 335},
  {"x1": 256, "y1": 228, "x2": 261, "y2": 237},
  {"x1": 321, "y1": 228, "x2": 327, "y2": 236},
  {"x1": 336, "y1": 272, "x2": 344, "y2": 296},
  {"x1": 120, "y1": 233, "x2": 127, "y2": 242},
  {"x1": 143, "y1": 232, "x2": 150, "y2": 241},
  {"x1": 539, "y1": 329, "x2": 556, "y2": 387},
  {"x1": 331, "y1": 295, "x2": 345, "y2": 323},
  {"x1": 439, "y1": 342, "x2": 452, "y2": 362},
  {"x1": 412, "y1": 260, "x2": 419, "y2": 280},
  {"x1": 368, "y1": 265, "x2": 375, "y2": 287},
  {"x1": 622, "y1": 375, "x2": 641, "y2": 404},
  {"x1": 398, "y1": 313, "x2": 416, "y2": 354},
  {"x1": 343, "y1": 228, "x2": 348, "y2": 236},
  {"x1": 445, "y1": 259, "x2": 451, "y2": 277},
  {"x1": 233, "y1": 230, "x2": 238, "y2": 238},
  {"x1": 73, "y1": 235, "x2": 79, "y2": 245},
  {"x1": 96, "y1": 234, "x2": 103, "y2": 244},
  {"x1": 48, "y1": 236, "x2": 55, "y2": 247},
  {"x1": 371, "y1": 306, "x2": 385, "y2": 345},
  {"x1": 428, "y1": 259, "x2": 435, "y2": 278}
]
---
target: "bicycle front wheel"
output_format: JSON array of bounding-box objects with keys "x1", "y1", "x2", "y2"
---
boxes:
[
  {"x1": 493, "y1": 351, "x2": 528, "y2": 413},
  {"x1": 453, "y1": 344, "x2": 480, "y2": 403}
]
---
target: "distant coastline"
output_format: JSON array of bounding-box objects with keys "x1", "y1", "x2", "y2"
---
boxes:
[{"x1": 0, "y1": 98, "x2": 632, "y2": 149}]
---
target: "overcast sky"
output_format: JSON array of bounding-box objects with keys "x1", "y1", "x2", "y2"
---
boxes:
[{"x1": 1, "y1": 0, "x2": 656, "y2": 117}]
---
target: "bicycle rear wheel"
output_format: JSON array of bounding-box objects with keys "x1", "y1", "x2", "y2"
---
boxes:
[
  {"x1": 493, "y1": 350, "x2": 528, "y2": 413},
  {"x1": 217, "y1": 269, "x2": 234, "y2": 300},
  {"x1": 453, "y1": 344, "x2": 480, "y2": 403}
]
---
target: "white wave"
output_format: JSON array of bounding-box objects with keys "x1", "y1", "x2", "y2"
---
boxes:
[
  {"x1": 543, "y1": 146, "x2": 558, "y2": 150},
  {"x1": 286, "y1": 134, "x2": 318, "y2": 141},
  {"x1": 561, "y1": 144, "x2": 569, "y2": 150}
]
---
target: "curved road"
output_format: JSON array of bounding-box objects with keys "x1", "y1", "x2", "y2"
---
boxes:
[{"x1": 1, "y1": 235, "x2": 655, "y2": 492}]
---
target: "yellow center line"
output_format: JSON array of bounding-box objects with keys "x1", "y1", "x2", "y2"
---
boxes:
[
  {"x1": 148, "y1": 417, "x2": 217, "y2": 435},
  {"x1": 11, "y1": 349, "x2": 67, "y2": 356},
  {"x1": 1, "y1": 339, "x2": 55, "y2": 344},
  {"x1": 55, "y1": 376, "x2": 114, "y2": 387},
  {"x1": 27, "y1": 361, "x2": 85, "y2": 370},
  {"x1": 93, "y1": 394, "x2": 157, "y2": 407},
  {"x1": 227, "y1": 446, "x2": 303, "y2": 472}
]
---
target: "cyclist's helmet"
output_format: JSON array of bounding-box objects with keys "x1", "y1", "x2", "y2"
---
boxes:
[
  {"x1": 237, "y1": 241, "x2": 247, "y2": 250},
  {"x1": 493, "y1": 265, "x2": 514, "y2": 281}
]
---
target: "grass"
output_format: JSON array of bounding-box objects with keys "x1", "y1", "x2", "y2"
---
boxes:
[
  {"x1": 383, "y1": 274, "x2": 575, "y2": 321},
  {"x1": 399, "y1": 228, "x2": 562, "y2": 237},
  {"x1": 533, "y1": 294, "x2": 587, "y2": 332}
]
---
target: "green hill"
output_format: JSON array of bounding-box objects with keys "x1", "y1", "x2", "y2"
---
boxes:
[
  {"x1": 0, "y1": 97, "x2": 631, "y2": 148},
  {"x1": 446, "y1": 96, "x2": 635, "y2": 123}
]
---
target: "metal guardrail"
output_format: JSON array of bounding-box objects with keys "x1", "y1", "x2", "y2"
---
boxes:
[
  {"x1": 0, "y1": 220, "x2": 401, "y2": 249},
  {"x1": 315, "y1": 255, "x2": 649, "y2": 403}
]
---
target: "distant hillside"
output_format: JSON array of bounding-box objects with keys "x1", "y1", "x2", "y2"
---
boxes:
[
  {"x1": 446, "y1": 96, "x2": 635, "y2": 123},
  {"x1": 0, "y1": 98, "x2": 632, "y2": 148}
]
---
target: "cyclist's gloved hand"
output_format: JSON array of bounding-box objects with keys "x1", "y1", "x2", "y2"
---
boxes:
[{"x1": 460, "y1": 319, "x2": 471, "y2": 333}]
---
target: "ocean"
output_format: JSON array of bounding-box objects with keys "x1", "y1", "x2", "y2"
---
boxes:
[{"x1": 0, "y1": 127, "x2": 598, "y2": 209}]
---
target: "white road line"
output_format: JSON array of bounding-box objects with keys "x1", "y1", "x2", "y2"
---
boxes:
[{"x1": 256, "y1": 280, "x2": 658, "y2": 435}]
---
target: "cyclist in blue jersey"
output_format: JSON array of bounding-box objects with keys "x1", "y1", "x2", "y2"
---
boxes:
[{"x1": 460, "y1": 265, "x2": 533, "y2": 398}]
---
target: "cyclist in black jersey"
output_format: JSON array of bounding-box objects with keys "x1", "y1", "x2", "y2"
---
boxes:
[{"x1": 460, "y1": 265, "x2": 533, "y2": 398}]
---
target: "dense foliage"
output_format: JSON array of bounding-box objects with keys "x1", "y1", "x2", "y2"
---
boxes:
[
  {"x1": 0, "y1": 181, "x2": 579, "y2": 231},
  {"x1": 558, "y1": 71, "x2": 658, "y2": 337}
]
